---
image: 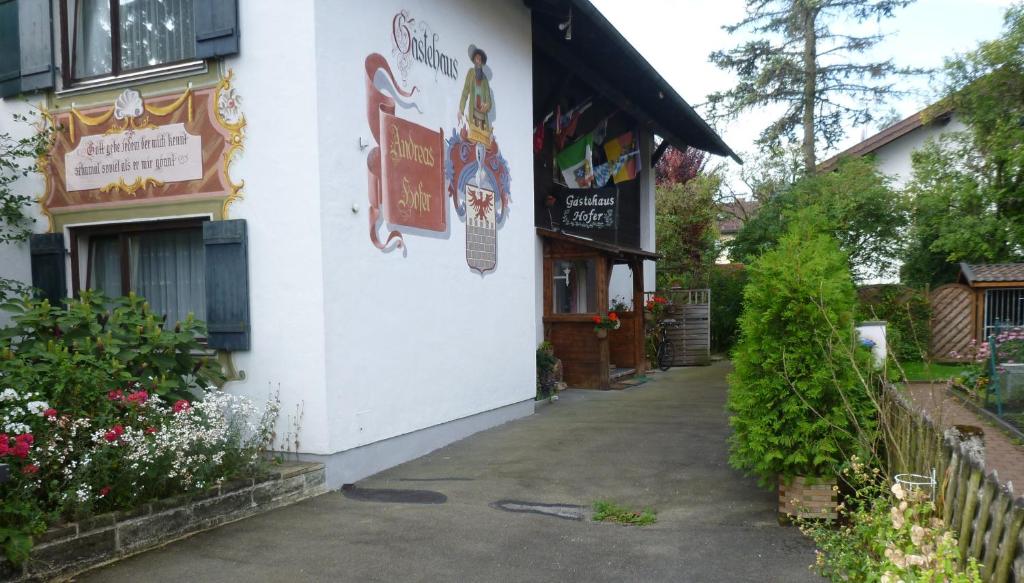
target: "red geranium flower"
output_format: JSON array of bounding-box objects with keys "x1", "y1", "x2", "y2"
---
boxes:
[
  {"x1": 44, "y1": 408, "x2": 57, "y2": 419},
  {"x1": 172, "y1": 400, "x2": 191, "y2": 414},
  {"x1": 0, "y1": 435, "x2": 8, "y2": 457},
  {"x1": 126, "y1": 390, "x2": 149, "y2": 405},
  {"x1": 108, "y1": 389, "x2": 124, "y2": 401},
  {"x1": 592, "y1": 316, "x2": 602, "y2": 324},
  {"x1": 21, "y1": 464, "x2": 39, "y2": 476},
  {"x1": 99, "y1": 486, "x2": 111, "y2": 498},
  {"x1": 145, "y1": 427, "x2": 158, "y2": 435},
  {"x1": 609, "y1": 312, "x2": 618, "y2": 321}
]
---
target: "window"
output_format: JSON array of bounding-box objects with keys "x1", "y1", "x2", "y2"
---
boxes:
[
  {"x1": 73, "y1": 219, "x2": 206, "y2": 324},
  {"x1": 553, "y1": 259, "x2": 597, "y2": 314},
  {"x1": 61, "y1": 0, "x2": 197, "y2": 83}
]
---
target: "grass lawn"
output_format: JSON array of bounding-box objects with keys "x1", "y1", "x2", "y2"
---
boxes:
[{"x1": 899, "y1": 361, "x2": 974, "y2": 382}]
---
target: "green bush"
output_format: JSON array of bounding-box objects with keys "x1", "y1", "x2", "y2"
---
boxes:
[
  {"x1": 0, "y1": 291, "x2": 223, "y2": 408},
  {"x1": 856, "y1": 285, "x2": 931, "y2": 362},
  {"x1": 727, "y1": 219, "x2": 876, "y2": 487},
  {"x1": 709, "y1": 265, "x2": 748, "y2": 353}
]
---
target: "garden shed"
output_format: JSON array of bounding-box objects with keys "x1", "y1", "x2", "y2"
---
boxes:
[{"x1": 959, "y1": 263, "x2": 1024, "y2": 340}]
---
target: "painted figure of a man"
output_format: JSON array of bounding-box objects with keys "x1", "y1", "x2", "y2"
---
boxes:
[{"x1": 458, "y1": 45, "x2": 493, "y2": 146}]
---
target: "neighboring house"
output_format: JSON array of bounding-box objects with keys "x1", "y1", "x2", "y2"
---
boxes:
[
  {"x1": 818, "y1": 105, "x2": 965, "y2": 187},
  {"x1": 0, "y1": 0, "x2": 736, "y2": 488},
  {"x1": 715, "y1": 198, "x2": 759, "y2": 264}
]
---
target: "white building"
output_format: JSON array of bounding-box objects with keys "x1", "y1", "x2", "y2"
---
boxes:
[
  {"x1": 0, "y1": 0, "x2": 736, "y2": 488},
  {"x1": 818, "y1": 106, "x2": 966, "y2": 188}
]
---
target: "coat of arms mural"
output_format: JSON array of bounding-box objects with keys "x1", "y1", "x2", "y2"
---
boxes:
[{"x1": 365, "y1": 11, "x2": 511, "y2": 274}]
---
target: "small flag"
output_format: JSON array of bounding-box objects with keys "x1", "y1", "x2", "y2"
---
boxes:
[
  {"x1": 604, "y1": 131, "x2": 640, "y2": 184},
  {"x1": 556, "y1": 134, "x2": 595, "y2": 189}
]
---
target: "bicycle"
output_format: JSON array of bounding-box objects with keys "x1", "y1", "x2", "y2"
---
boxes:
[{"x1": 653, "y1": 318, "x2": 679, "y2": 371}]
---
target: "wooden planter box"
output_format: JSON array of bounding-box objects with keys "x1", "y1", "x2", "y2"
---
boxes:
[{"x1": 778, "y1": 476, "x2": 837, "y2": 523}]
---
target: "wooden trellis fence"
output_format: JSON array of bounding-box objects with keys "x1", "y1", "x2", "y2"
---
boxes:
[
  {"x1": 886, "y1": 390, "x2": 1024, "y2": 582},
  {"x1": 663, "y1": 288, "x2": 711, "y2": 366},
  {"x1": 930, "y1": 283, "x2": 977, "y2": 362}
]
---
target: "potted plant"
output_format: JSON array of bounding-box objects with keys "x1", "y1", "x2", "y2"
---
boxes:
[
  {"x1": 644, "y1": 295, "x2": 669, "y2": 325},
  {"x1": 727, "y1": 217, "x2": 875, "y2": 523},
  {"x1": 592, "y1": 311, "x2": 621, "y2": 339}
]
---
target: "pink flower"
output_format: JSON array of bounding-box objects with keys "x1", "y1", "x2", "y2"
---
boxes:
[
  {"x1": 0, "y1": 435, "x2": 8, "y2": 457},
  {"x1": 103, "y1": 426, "x2": 123, "y2": 443},
  {"x1": 44, "y1": 408, "x2": 57, "y2": 419},
  {"x1": 108, "y1": 389, "x2": 124, "y2": 402},
  {"x1": 173, "y1": 400, "x2": 191, "y2": 414},
  {"x1": 145, "y1": 426, "x2": 158, "y2": 435},
  {"x1": 126, "y1": 390, "x2": 149, "y2": 405},
  {"x1": 21, "y1": 464, "x2": 38, "y2": 476}
]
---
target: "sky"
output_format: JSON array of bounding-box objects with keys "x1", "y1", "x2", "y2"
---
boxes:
[{"x1": 590, "y1": 0, "x2": 1016, "y2": 181}]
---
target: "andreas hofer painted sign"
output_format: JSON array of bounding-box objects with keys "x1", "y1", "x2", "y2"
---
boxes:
[{"x1": 365, "y1": 9, "x2": 511, "y2": 274}]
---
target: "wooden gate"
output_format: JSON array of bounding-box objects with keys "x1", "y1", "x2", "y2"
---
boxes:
[
  {"x1": 929, "y1": 283, "x2": 976, "y2": 362},
  {"x1": 664, "y1": 288, "x2": 711, "y2": 366}
]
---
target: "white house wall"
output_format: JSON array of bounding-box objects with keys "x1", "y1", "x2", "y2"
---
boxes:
[
  {"x1": 219, "y1": 0, "x2": 333, "y2": 454},
  {"x1": 313, "y1": 0, "x2": 536, "y2": 461},
  {"x1": 873, "y1": 114, "x2": 967, "y2": 188}
]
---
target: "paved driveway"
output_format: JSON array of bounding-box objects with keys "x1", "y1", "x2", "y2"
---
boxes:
[{"x1": 80, "y1": 362, "x2": 819, "y2": 582}]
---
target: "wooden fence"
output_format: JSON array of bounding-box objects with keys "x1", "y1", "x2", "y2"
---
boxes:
[
  {"x1": 930, "y1": 283, "x2": 977, "y2": 362},
  {"x1": 886, "y1": 389, "x2": 1024, "y2": 582},
  {"x1": 663, "y1": 288, "x2": 711, "y2": 366}
]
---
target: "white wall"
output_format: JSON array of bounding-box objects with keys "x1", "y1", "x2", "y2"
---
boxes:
[
  {"x1": 218, "y1": 0, "x2": 333, "y2": 453},
  {"x1": 873, "y1": 114, "x2": 967, "y2": 188},
  {"x1": 0, "y1": 97, "x2": 48, "y2": 327},
  {"x1": 314, "y1": 0, "x2": 536, "y2": 453}
]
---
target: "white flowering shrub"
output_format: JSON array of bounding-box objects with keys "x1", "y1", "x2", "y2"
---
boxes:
[
  {"x1": 799, "y1": 456, "x2": 981, "y2": 582},
  {"x1": 0, "y1": 384, "x2": 279, "y2": 565}
]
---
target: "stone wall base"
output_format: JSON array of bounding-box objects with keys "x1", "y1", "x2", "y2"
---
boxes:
[{"x1": 1, "y1": 462, "x2": 325, "y2": 582}]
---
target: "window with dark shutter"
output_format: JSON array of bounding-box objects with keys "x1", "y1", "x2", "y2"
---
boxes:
[
  {"x1": 29, "y1": 233, "x2": 68, "y2": 306},
  {"x1": 193, "y1": 0, "x2": 239, "y2": 59},
  {"x1": 0, "y1": 0, "x2": 23, "y2": 98},
  {"x1": 0, "y1": 0, "x2": 56, "y2": 98},
  {"x1": 203, "y1": 219, "x2": 249, "y2": 351}
]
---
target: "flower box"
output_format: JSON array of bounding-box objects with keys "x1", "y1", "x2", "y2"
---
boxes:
[{"x1": 778, "y1": 476, "x2": 838, "y2": 523}]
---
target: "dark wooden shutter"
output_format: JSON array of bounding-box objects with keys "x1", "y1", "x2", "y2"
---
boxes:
[
  {"x1": 203, "y1": 219, "x2": 250, "y2": 351},
  {"x1": 17, "y1": 0, "x2": 53, "y2": 93},
  {"x1": 0, "y1": 0, "x2": 21, "y2": 98},
  {"x1": 194, "y1": 0, "x2": 239, "y2": 59},
  {"x1": 29, "y1": 232, "x2": 67, "y2": 305}
]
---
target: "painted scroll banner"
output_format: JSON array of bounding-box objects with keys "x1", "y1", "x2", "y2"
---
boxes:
[
  {"x1": 65, "y1": 123, "x2": 202, "y2": 192},
  {"x1": 365, "y1": 52, "x2": 447, "y2": 250},
  {"x1": 379, "y1": 112, "x2": 445, "y2": 232}
]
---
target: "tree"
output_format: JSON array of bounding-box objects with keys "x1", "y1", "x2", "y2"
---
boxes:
[
  {"x1": 901, "y1": 6, "x2": 1024, "y2": 286},
  {"x1": 654, "y1": 145, "x2": 707, "y2": 187},
  {"x1": 655, "y1": 173, "x2": 720, "y2": 288},
  {"x1": 730, "y1": 156, "x2": 908, "y2": 281},
  {"x1": 728, "y1": 216, "x2": 873, "y2": 486},
  {"x1": 707, "y1": 0, "x2": 917, "y2": 173}
]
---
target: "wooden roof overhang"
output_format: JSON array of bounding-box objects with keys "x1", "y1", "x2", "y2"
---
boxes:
[
  {"x1": 526, "y1": 0, "x2": 740, "y2": 163},
  {"x1": 537, "y1": 227, "x2": 659, "y2": 264}
]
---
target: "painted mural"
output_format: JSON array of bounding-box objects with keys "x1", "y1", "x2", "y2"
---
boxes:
[
  {"x1": 40, "y1": 73, "x2": 245, "y2": 226},
  {"x1": 365, "y1": 10, "x2": 511, "y2": 274}
]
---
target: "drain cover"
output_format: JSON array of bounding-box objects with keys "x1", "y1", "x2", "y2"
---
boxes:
[
  {"x1": 490, "y1": 500, "x2": 585, "y2": 521},
  {"x1": 341, "y1": 486, "x2": 447, "y2": 504}
]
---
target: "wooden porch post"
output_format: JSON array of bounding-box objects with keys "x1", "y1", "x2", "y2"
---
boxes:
[
  {"x1": 596, "y1": 257, "x2": 611, "y2": 389},
  {"x1": 631, "y1": 260, "x2": 647, "y2": 374}
]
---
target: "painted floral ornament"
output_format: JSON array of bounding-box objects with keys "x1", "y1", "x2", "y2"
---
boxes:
[
  {"x1": 218, "y1": 87, "x2": 242, "y2": 125},
  {"x1": 113, "y1": 89, "x2": 144, "y2": 120}
]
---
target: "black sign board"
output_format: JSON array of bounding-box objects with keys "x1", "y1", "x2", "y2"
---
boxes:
[
  {"x1": 551, "y1": 186, "x2": 618, "y2": 235},
  {"x1": 0, "y1": 463, "x2": 8, "y2": 484}
]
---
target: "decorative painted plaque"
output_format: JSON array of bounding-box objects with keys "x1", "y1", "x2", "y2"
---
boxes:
[{"x1": 40, "y1": 72, "x2": 245, "y2": 224}]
